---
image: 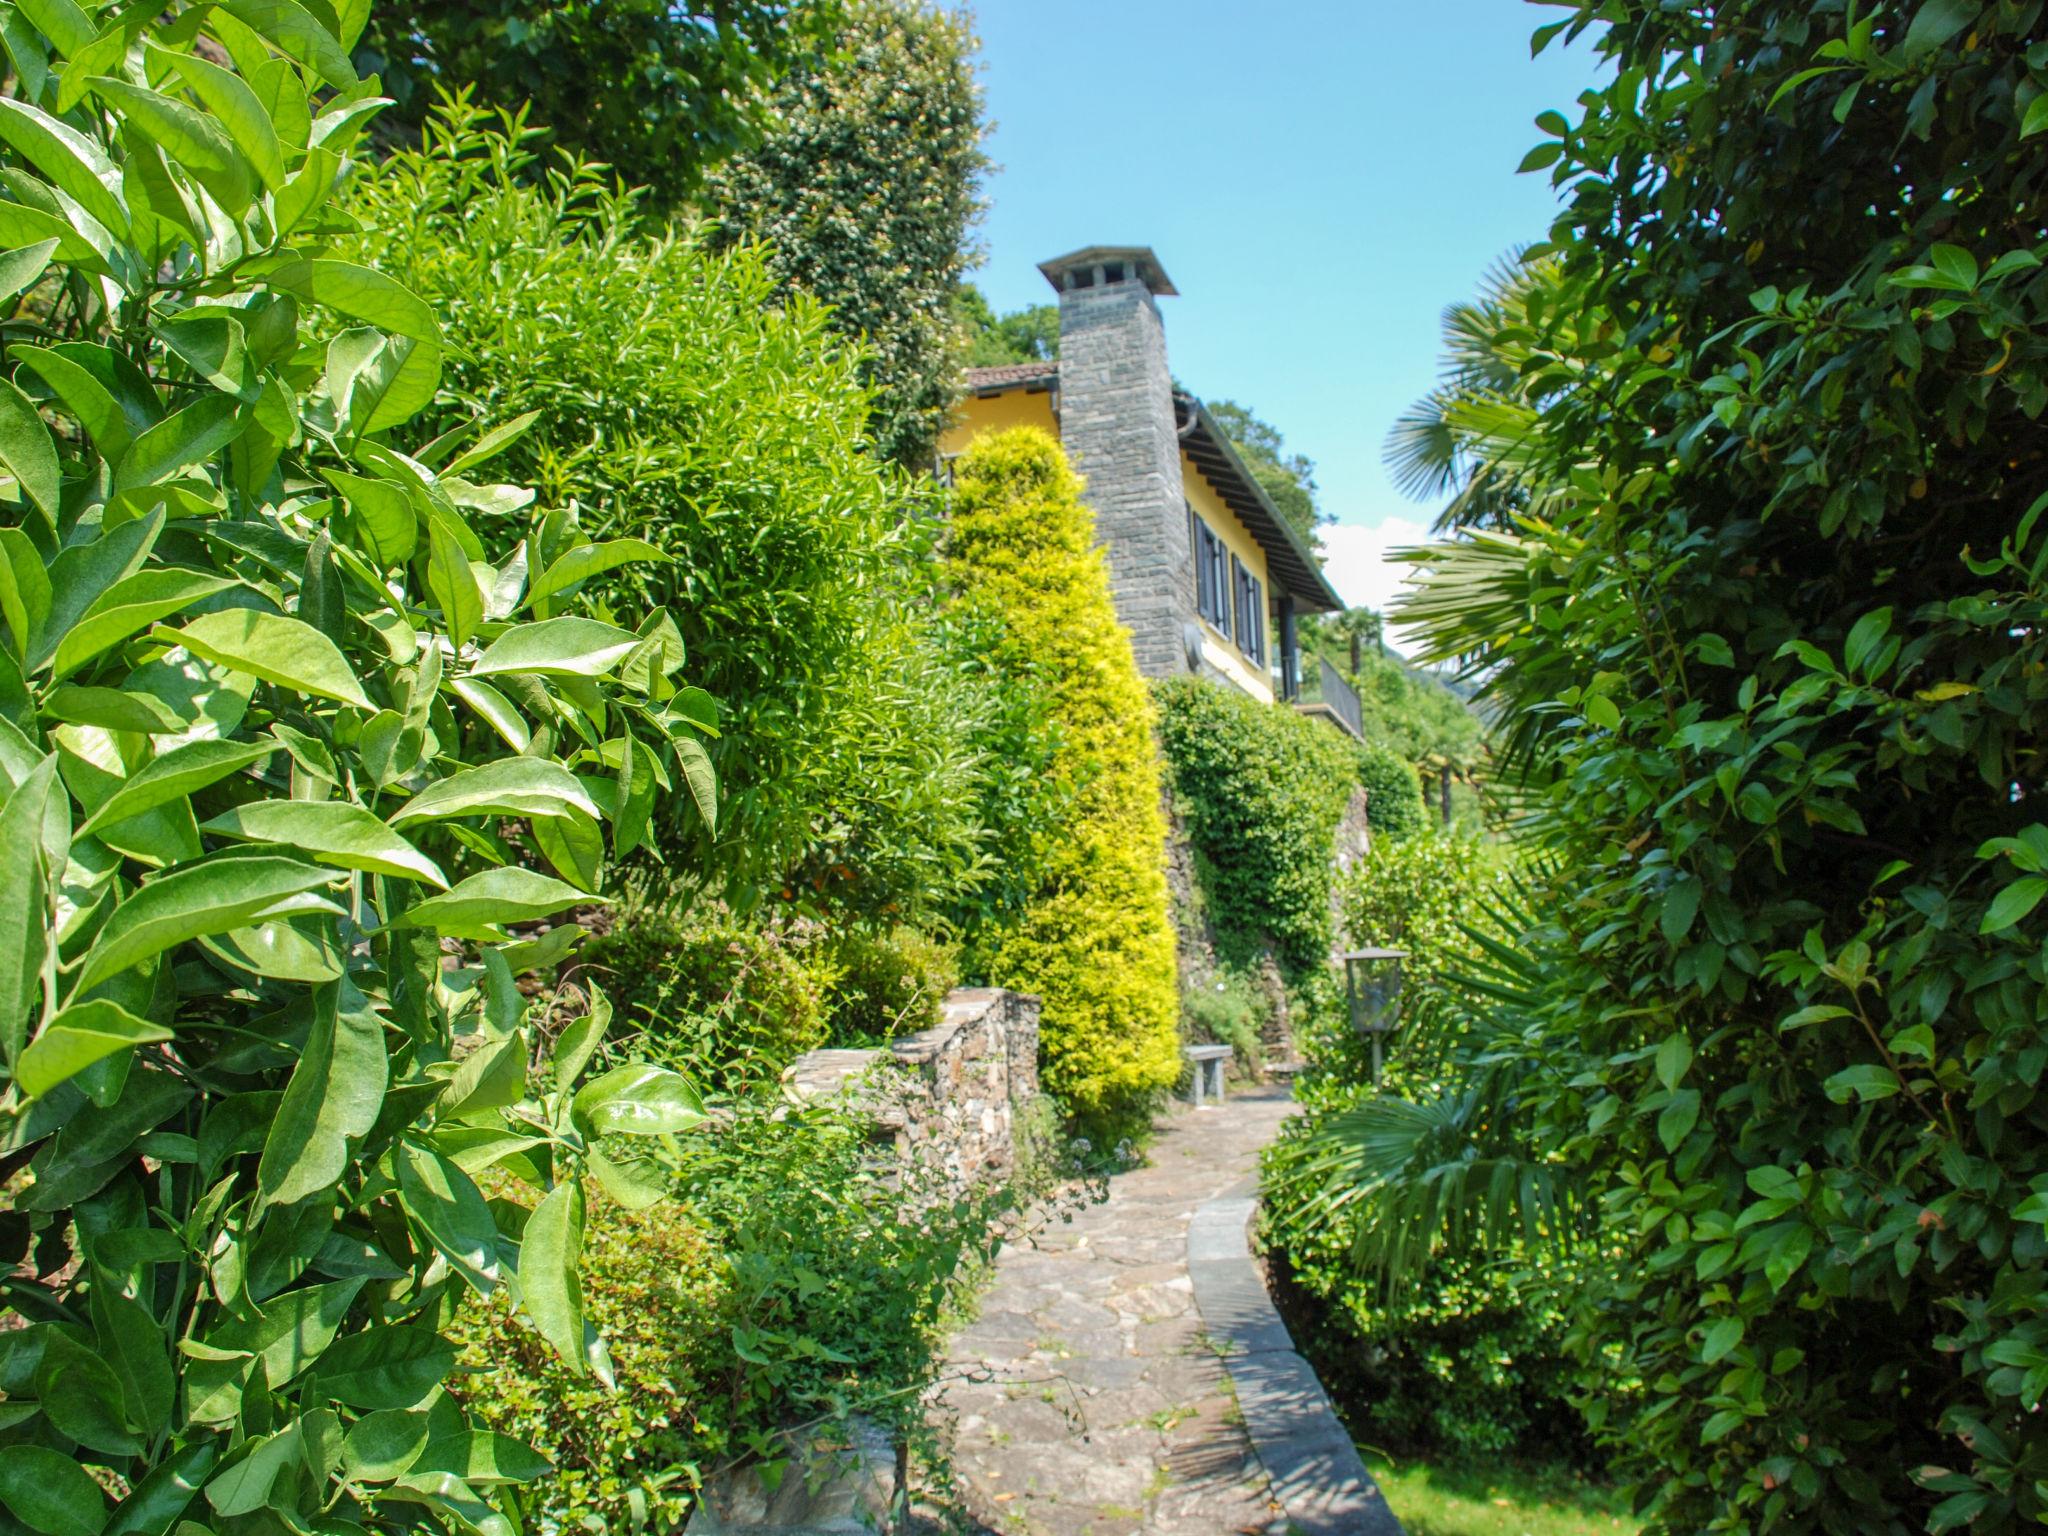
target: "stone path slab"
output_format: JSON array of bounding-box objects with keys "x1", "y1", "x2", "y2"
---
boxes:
[{"x1": 937, "y1": 1084, "x2": 1299, "y2": 1535}]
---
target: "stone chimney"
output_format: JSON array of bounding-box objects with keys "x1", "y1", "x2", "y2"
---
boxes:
[{"x1": 1040, "y1": 245, "x2": 1194, "y2": 678}]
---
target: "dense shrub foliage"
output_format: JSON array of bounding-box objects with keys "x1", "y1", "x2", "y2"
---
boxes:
[
  {"x1": 822, "y1": 925, "x2": 960, "y2": 1044},
  {"x1": 345, "y1": 110, "x2": 996, "y2": 904},
  {"x1": 578, "y1": 907, "x2": 835, "y2": 1092},
  {"x1": 356, "y1": 2, "x2": 837, "y2": 210},
  {"x1": 0, "y1": 13, "x2": 713, "y2": 1533},
  {"x1": 1154, "y1": 676, "x2": 1358, "y2": 977},
  {"x1": 1355, "y1": 742, "x2": 1429, "y2": 843},
  {"x1": 944, "y1": 428, "x2": 1180, "y2": 1120},
  {"x1": 707, "y1": 0, "x2": 985, "y2": 468},
  {"x1": 1369, "y1": 2, "x2": 2048, "y2": 1528},
  {"x1": 452, "y1": 1092, "x2": 1010, "y2": 1529}
]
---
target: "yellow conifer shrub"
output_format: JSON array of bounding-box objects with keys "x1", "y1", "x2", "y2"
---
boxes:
[{"x1": 945, "y1": 427, "x2": 1182, "y2": 1119}]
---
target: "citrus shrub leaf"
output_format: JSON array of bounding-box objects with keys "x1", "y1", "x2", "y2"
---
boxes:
[
  {"x1": 75, "y1": 854, "x2": 337, "y2": 993},
  {"x1": 467, "y1": 616, "x2": 643, "y2": 679},
  {"x1": 203, "y1": 800, "x2": 447, "y2": 886},
  {"x1": 17, "y1": 998, "x2": 172, "y2": 1097},
  {"x1": 158, "y1": 608, "x2": 371, "y2": 708},
  {"x1": 570, "y1": 1063, "x2": 705, "y2": 1139},
  {"x1": 388, "y1": 757, "x2": 602, "y2": 827},
  {"x1": 76, "y1": 737, "x2": 275, "y2": 835},
  {"x1": 518, "y1": 1180, "x2": 587, "y2": 1373},
  {"x1": 254, "y1": 980, "x2": 387, "y2": 1205},
  {"x1": 393, "y1": 867, "x2": 598, "y2": 938},
  {"x1": 0, "y1": 1443, "x2": 108, "y2": 1536}
]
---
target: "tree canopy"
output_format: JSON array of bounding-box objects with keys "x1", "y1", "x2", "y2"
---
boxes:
[
  {"x1": 956, "y1": 284, "x2": 1059, "y2": 367},
  {"x1": 707, "y1": 0, "x2": 986, "y2": 468},
  {"x1": 357, "y1": 1, "x2": 838, "y2": 210}
]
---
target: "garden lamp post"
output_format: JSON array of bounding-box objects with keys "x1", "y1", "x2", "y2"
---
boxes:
[{"x1": 1341, "y1": 947, "x2": 1406, "y2": 1088}]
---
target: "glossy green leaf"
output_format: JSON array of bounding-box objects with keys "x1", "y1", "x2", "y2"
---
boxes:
[
  {"x1": 266, "y1": 257, "x2": 437, "y2": 340},
  {"x1": 112, "y1": 392, "x2": 243, "y2": 492},
  {"x1": 448, "y1": 675, "x2": 528, "y2": 751},
  {"x1": 0, "y1": 373, "x2": 59, "y2": 524},
  {"x1": 158, "y1": 608, "x2": 371, "y2": 708},
  {"x1": 519, "y1": 1179, "x2": 587, "y2": 1374},
  {"x1": 257, "y1": 980, "x2": 387, "y2": 1205},
  {"x1": 0, "y1": 1443, "x2": 108, "y2": 1536},
  {"x1": 324, "y1": 465, "x2": 417, "y2": 566},
  {"x1": 396, "y1": 1140, "x2": 498, "y2": 1293},
  {"x1": 529, "y1": 806, "x2": 602, "y2": 892},
  {"x1": 18, "y1": 998, "x2": 172, "y2": 1097},
  {"x1": 220, "y1": 0, "x2": 358, "y2": 89},
  {"x1": 426, "y1": 514, "x2": 481, "y2": 650},
  {"x1": 388, "y1": 756, "x2": 602, "y2": 828},
  {"x1": 164, "y1": 47, "x2": 285, "y2": 192},
  {"x1": 675, "y1": 735, "x2": 717, "y2": 835},
  {"x1": 570, "y1": 1063, "x2": 704, "y2": 1139},
  {"x1": 343, "y1": 1409, "x2": 429, "y2": 1481},
  {"x1": 309, "y1": 1324, "x2": 455, "y2": 1410},
  {"x1": 413, "y1": 1431, "x2": 552, "y2": 1486},
  {"x1": 524, "y1": 538, "x2": 670, "y2": 610},
  {"x1": 75, "y1": 852, "x2": 336, "y2": 993},
  {"x1": 50, "y1": 567, "x2": 238, "y2": 681},
  {"x1": 467, "y1": 616, "x2": 643, "y2": 680},
  {"x1": 393, "y1": 867, "x2": 598, "y2": 939},
  {"x1": 204, "y1": 800, "x2": 447, "y2": 886},
  {"x1": 87, "y1": 77, "x2": 254, "y2": 216},
  {"x1": 77, "y1": 737, "x2": 275, "y2": 835},
  {"x1": 0, "y1": 752, "x2": 56, "y2": 1066},
  {"x1": 203, "y1": 1423, "x2": 302, "y2": 1517},
  {"x1": 42, "y1": 683, "x2": 185, "y2": 733},
  {"x1": 0, "y1": 96, "x2": 126, "y2": 236}
]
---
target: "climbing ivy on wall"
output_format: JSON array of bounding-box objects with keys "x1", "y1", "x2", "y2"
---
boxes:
[{"x1": 1154, "y1": 677, "x2": 1359, "y2": 977}]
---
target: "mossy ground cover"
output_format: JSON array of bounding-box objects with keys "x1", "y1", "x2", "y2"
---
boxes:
[{"x1": 1365, "y1": 1454, "x2": 1638, "y2": 1536}]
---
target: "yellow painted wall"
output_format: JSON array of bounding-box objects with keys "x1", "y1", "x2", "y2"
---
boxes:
[
  {"x1": 938, "y1": 387, "x2": 1057, "y2": 457},
  {"x1": 1183, "y1": 454, "x2": 1274, "y2": 690}
]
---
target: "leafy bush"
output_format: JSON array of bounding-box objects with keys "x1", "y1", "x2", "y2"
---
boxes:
[
  {"x1": 0, "y1": 13, "x2": 712, "y2": 1533},
  {"x1": 579, "y1": 906, "x2": 835, "y2": 1090},
  {"x1": 1385, "y1": 2, "x2": 2048, "y2": 1526},
  {"x1": 1154, "y1": 675, "x2": 1358, "y2": 977},
  {"x1": 1355, "y1": 742, "x2": 1428, "y2": 842},
  {"x1": 1181, "y1": 967, "x2": 1268, "y2": 1074},
  {"x1": 943, "y1": 428, "x2": 1181, "y2": 1121},
  {"x1": 448, "y1": 1191, "x2": 731, "y2": 1531},
  {"x1": 823, "y1": 926, "x2": 959, "y2": 1045},
  {"x1": 357, "y1": 2, "x2": 838, "y2": 211},
  {"x1": 707, "y1": 0, "x2": 985, "y2": 468},
  {"x1": 451, "y1": 1091, "x2": 1012, "y2": 1530},
  {"x1": 345, "y1": 105, "x2": 970, "y2": 903},
  {"x1": 1269, "y1": 1239, "x2": 1590, "y2": 1464}
]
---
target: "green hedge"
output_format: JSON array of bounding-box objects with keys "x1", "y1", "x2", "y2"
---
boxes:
[
  {"x1": 944, "y1": 428, "x2": 1181, "y2": 1121},
  {"x1": 1153, "y1": 676, "x2": 1359, "y2": 976},
  {"x1": 578, "y1": 908, "x2": 835, "y2": 1092},
  {"x1": 1356, "y1": 742, "x2": 1429, "y2": 842},
  {"x1": 346, "y1": 104, "x2": 970, "y2": 905}
]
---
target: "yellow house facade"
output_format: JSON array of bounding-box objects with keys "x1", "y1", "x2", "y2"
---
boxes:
[{"x1": 940, "y1": 246, "x2": 1346, "y2": 721}]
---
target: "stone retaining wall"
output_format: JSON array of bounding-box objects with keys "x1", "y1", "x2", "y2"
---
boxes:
[{"x1": 783, "y1": 987, "x2": 1040, "y2": 1188}]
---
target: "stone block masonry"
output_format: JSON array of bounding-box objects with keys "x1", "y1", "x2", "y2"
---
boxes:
[
  {"x1": 1056, "y1": 273, "x2": 1198, "y2": 680},
  {"x1": 783, "y1": 987, "x2": 1041, "y2": 1189}
]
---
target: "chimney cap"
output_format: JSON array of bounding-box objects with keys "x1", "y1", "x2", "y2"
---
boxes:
[{"x1": 1037, "y1": 245, "x2": 1177, "y2": 298}]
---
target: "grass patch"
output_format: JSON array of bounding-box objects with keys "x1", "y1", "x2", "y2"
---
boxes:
[{"x1": 1364, "y1": 1453, "x2": 1639, "y2": 1536}]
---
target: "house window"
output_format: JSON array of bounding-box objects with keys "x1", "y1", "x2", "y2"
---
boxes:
[
  {"x1": 1193, "y1": 512, "x2": 1231, "y2": 635},
  {"x1": 1234, "y1": 560, "x2": 1266, "y2": 666}
]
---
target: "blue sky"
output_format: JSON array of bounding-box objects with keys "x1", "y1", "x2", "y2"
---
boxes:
[{"x1": 963, "y1": 0, "x2": 1602, "y2": 613}]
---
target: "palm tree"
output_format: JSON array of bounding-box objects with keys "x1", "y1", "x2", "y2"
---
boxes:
[{"x1": 1383, "y1": 250, "x2": 1587, "y2": 533}]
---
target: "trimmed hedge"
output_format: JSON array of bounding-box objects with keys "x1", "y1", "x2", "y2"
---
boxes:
[
  {"x1": 944, "y1": 428, "x2": 1181, "y2": 1120},
  {"x1": 1357, "y1": 742, "x2": 1429, "y2": 841},
  {"x1": 1154, "y1": 676, "x2": 1359, "y2": 976}
]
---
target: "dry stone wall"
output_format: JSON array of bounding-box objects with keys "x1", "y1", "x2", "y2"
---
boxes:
[{"x1": 783, "y1": 987, "x2": 1040, "y2": 1188}]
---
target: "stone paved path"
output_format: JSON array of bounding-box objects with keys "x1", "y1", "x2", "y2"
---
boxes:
[{"x1": 938, "y1": 1082, "x2": 1299, "y2": 1536}]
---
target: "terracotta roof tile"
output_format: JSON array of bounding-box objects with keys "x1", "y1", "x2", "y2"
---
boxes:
[{"x1": 964, "y1": 361, "x2": 1058, "y2": 390}]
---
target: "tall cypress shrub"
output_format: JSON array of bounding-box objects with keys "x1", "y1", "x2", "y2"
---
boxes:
[{"x1": 945, "y1": 429, "x2": 1181, "y2": 1120}]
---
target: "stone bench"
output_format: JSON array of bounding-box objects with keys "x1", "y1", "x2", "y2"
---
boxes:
[{"x1": 1184, "y1": 1042, "x2": 1232, "y2": 1108}]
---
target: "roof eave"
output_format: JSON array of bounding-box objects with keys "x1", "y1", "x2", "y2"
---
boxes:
[{"x1": 1178, "y1": 396, "x2": 1345, "y2": 613}]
